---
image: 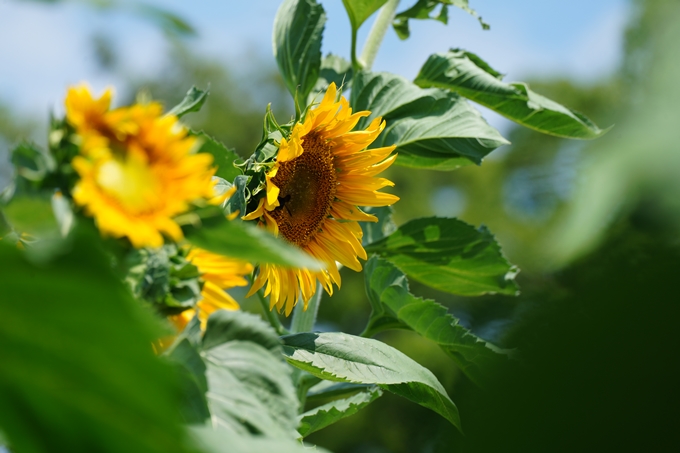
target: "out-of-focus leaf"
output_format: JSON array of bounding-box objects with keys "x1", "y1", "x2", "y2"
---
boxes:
[
  {"x1": 298, "y1": 385, "x2": 383, "y2": 437},
  {"x1": 282, "y1": 332, "x2": 461, "y2": 429},
  {"x1": 183, "y1": 210, "x2": 322, "y2": 270},
  {"x1": 273, "y1": 0, "x2": 327, "y2": 103},
  {"x1": 364, "y1": 256, "x2": 511, "y2": 386},
  {"x1": 352, "y1": 71, "x2": 508, "y2": 170},
  {"x1": 167, "y1": 86, "x2": 209, "y2": 118},
  {"x1": 0, "y1": 228, "x2": 187, "y2": 453},
  {"x1": 193, "y1": 132, "x2": 241, "y2": 183},
  {"x1": 132, "y1": 3, "x2": 196, "y2": 37},
  {"x1": 415, "y1": 49, "x2": 607, "y2": 139},
  {"x1": 366, "y1": 217, "x2": 519, "y2": 296},
  {"x1": 393, "y1": 0, "x2": 488, "y2": 40}
]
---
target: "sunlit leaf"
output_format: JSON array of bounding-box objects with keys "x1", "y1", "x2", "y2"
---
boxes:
[
  {"x1": 364, "y1": 256, "x2": 512, "y2": 386},
  {"x1": 200, "y1": 311, "x2": 299, "y2": 437},
  {"x1": 366, "y1": 217, "x2": 519, "y2": 296},
  {"x1": 298, "y1": 385, "x2": 383, "y2": 437},
  {"x1": 415, "y1": 49, "x2": 608, "y2": 139},
  {"x1": 352, "y1": 71, "x2": 509, "y2": 170},
  {"x1": 0, "y1": 229, "x2": 187, "y2": 453},
  {"x1": 393, "y1": 0, "x2": 488, "y2": 40},
  {"x1": 273, "y1": 0, "x2": 327, "y2": 103},
  {"x1": 282, "y1": 332, "x2": 461, "y2": 429},
  {"x1": 342, "y1": 0, "x2": 388, "y2": 32},
  {"x1": 167, "y1": 86, "x2": 209, "y2": 118},
  {"x1": 188, "y1": 425, "x2": 332, "y2": 453}
]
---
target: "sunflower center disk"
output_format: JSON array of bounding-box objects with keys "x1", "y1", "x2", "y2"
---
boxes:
[{"x1": 270, "y1": 132, "x2": 337, "y2": 247}]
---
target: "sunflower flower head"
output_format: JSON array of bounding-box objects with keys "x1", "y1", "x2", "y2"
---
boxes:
[
  {"x1": 65, "y1": 84, "x2": 216, "y2": 248},
  {"x1": 243, "y1": 83, "x2": 399, "y2": 315}
]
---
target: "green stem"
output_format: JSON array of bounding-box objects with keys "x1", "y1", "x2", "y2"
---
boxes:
[
  {"x1": 358, "y1": 0, "x2": 401, "y2": 71},
  {"x1": 290, "y1": 282, "x2": 323, "y2": 334},
  {"x1": 251, "y1": 277, "x2": 289, "y2": 336},
  {"x1": 350, "y1": 28, "x2": 361, "y2": 74}
]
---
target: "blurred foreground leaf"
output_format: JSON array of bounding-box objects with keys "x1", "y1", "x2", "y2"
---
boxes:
[
  {"x1": 282, "y1": 332, "x2": 461, "y2": 430},
  {"x1": 415, "y1": 49, "x2": 607, "y2": 139},
  {"x1": 352, "y1": 71, "x2": 508, "y2": 170},
  {"x1": 183, "y1": 208, "x2": 322, "y2": 270},
  {"x1": 363, "y1": 256, "x2": 511, "y2": 386},
  {"x1": 0, "y1": 229, "x2": 186, "y2": 453},
  {"x1": 366, "y1": 217, "x2": 519, "y2": 296}
]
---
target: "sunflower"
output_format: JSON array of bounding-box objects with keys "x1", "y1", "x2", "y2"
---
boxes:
[
  {"x1": 65, "y1": 84, "x2": 216, "y2": 248},
  {"x1": 243, "y1": 83, "x2": 399, "y2": 315},
  {"x1": 168, "y1": 248, "x2": 254, "y2": 331}
]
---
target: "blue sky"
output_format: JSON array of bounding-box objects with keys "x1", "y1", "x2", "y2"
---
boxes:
[{"x1": 0, "y1": 0, "x2": 630, "y2": 122}]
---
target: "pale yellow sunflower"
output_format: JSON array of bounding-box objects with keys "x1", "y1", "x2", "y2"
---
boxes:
[
  {"x1": 243, "y1": 83, "x2": 399, "y2": 315},
  {"x1": 168, "y1": 248, "x2": 254, "y2": 331},
  {"x1": 65, "y1": 84, "x2": 216, "y2": 248}
]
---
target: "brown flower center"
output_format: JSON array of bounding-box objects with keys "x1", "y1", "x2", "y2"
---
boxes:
[{"x1": 269, "y1": 132, "x2": 337, "y2": 247}]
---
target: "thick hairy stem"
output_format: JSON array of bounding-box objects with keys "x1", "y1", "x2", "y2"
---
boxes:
[
  {"x1": 290, "y1": 281, "x2": 323, "y2": 334},
  {"x1": 359, "y1": 0, "x2": 401, "y2": 71}
]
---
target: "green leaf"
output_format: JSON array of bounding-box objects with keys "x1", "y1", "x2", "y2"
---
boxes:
[
  {"x1": 0, "y1": 228, "x2": 187, "y2": 453},
  {"x1": 342, "y1": 0, "x2": 388, "y2": 32},
  {"x1": 200, "y1": 310, "x2": 299, "y2": 438},
  {"x1": 298, "y1": 385, "x2": 383, "y2": 437},
  {"x1": 273, "y1": 0, "x2": 327, "y2": 103},
  {"x1": 282, "y1": 332, "x2": 461, "y2": 429},
  {"x1": 184, "y1": 211, "x2": 322, "y2": 270},
  {"x1": 393, "y1": 0, "x2": 488, "y2": 40},
  {"x1": 351, "y1": 71, "x2": 509, "y2": 169},
  {"x1": 219, "y1": 174, "x2": 248, "y2": 218},
  {"x1": 415, "y1": 49, "x2": 608, "y2": 139},
  {"x1": 364, "y1": 256, "x2": 511, "y2": 386},
  {"x1": 166, "y1": 86, "x2": 209, "y2": 118},
  {"x1": 193, "y1": 132, "x2": 241, "y2": 182},
  {"x1": 166, "y1": 338, "x2": 211, "y2": 424},
  {"x1": 366, "y1": 217, "x2": 519, "y2": 296}
]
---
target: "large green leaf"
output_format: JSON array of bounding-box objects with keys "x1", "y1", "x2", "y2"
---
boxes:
[
  {"x1": 193, "y1": 132, "x2": 241, "y2": 182},
  {"x1": 365, "y1": 217, "x2": 519, "y2": 296},
  {"x1": 199, "y1": 311, "x2": 299, "y2": 438},
  {"x1": 0, "y1": 229, "x2": 187, "y2": 453},
  {"x1": 298, "y1": 384, "x2": 383, "y2": 437},
  {"x1": 351, "y1": 71, "x2": 509, "y2": 170},
  {"x1": 282, "y1": 332, "x2": 461, "y2": 429},
  {"x1": 361, "y1": 206, "x2": 397, "y2": 246},
  {"x1": 167, "y1": 86, "x2": 209, "y2": 118},
  {"x1": 308, "y1": 54, "x2": 353, "y2": 104},
  {"x1": 415, "y1": 49, "x2": 607, "y2": 139},
  {"x1": 168, "y1": 311, "x2": 300, "y2": 439},
  {"x1": 364, "y1": 256, "x2": 511, "y2": 386},
  {"x1": 273, "y1": 0, "x2": 326, "y2": 103},
  {"x1": 183, "y1": 209, "x2": 322, "y2": 270},
  {"x1": 393, "y1": 0, "x2": 488, "y2": 40}
]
